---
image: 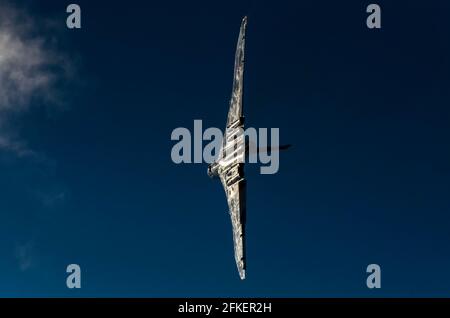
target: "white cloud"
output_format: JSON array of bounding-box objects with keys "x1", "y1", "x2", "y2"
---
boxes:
[
  {"x1": 0, "y1": 3, "x2": 73, "y2": 156},
  {"x1": 15, "y1": 241, "x2": 35, "y2": 272},
  {"x1": 0, "y1": 135, "x2": 35, "y2": 157},
  {"x1": 36, "y1": 189, "x2": 68, "y2": 208}
]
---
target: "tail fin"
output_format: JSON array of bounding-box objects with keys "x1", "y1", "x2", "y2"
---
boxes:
[
  {"x1": 245, "y1": 142, "x2": 292, "y2": 154},
  {"x1": 257, "y1": 144, "x2": 292, "y2": 153},
  {"x1": 278, "y1": 144, "x2": 292, "y2": 151}
]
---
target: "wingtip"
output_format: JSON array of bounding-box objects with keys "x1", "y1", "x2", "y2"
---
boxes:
[{"x1": 240, "y1": 269, "x2": 246, "y2": 280}]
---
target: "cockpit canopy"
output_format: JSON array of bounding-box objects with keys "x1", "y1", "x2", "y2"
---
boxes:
[{"x1": 207, "y1": 163, "x2": 219, "y2": 178}]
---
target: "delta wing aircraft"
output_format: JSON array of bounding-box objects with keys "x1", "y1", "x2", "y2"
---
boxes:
[{"x1": 207, "y1": 17, "x2": 290, "y2": 280}]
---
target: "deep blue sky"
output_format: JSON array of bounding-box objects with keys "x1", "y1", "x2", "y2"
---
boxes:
[{"x1": 0, "y1": 0, "x2": 450, "y2": 297}]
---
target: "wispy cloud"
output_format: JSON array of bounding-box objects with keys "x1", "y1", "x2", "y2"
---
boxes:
[
  {"x1": 35, "y1": 188, "x2": 68, "y2": 208},
  {"x1": 14, "y1": 241, "x2": 35, "y2": 272},
  {"x1": 0, "y1": 135, "x2": 35, "y2": 157},
  {"x1": 0, "y1": 2, "x2": 73, "y2": 156}
]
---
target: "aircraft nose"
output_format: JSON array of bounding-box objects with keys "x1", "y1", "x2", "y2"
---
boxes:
[{"x1": 207, "y1": 165, "x2": 212, "y2": 178}]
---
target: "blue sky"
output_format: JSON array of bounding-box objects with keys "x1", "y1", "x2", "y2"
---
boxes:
[{"x1": 0, "y1": 0, "x2": 450, "y2": 297}]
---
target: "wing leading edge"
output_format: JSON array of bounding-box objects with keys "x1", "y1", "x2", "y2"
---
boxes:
[{"x1": 226, "y1": 16, "x2": 247, "y2": 128}]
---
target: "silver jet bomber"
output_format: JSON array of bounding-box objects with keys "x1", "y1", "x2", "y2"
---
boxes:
[
  {"x1": 207, "y1": 17, "x2": 291, "y2": 280},
  {"x1": 207, "y1": 16, "x2": 248, "y2": 280}
]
